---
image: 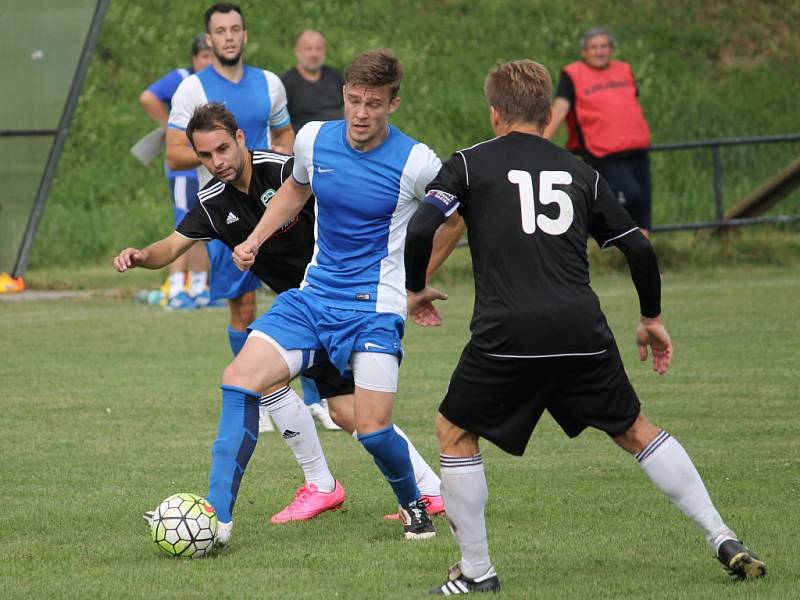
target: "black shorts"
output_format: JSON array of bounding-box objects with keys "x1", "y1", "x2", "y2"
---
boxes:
[
  {"x1": 591, "y1": 151, "x2": 652, "y2": 231},
  {"x1": 301, "y1": 355, "x2": 355, "y2": 399},
  {"x1": 438, "y1": 341, "x2": 640, "y2": 456}
]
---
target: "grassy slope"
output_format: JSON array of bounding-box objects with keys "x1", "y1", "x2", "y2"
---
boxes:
[
  {"x1": 1, "y1": 264, "x2": 797, "y2": 598},
  {"x1": 31, "y1": 0, "x2": 800, "y2": 268}
]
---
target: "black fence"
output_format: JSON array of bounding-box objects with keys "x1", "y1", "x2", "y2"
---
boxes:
[{"x1": 650, "y1": 133, "x2": 800, "y2": 233}]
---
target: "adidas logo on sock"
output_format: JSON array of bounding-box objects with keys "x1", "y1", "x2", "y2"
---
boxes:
[
  {"x1": 282, "y1": 429, "x2": 300, "y2": 439},
  {"x1": 226, "y1": 212, "x2": 239, "y2": 225}
]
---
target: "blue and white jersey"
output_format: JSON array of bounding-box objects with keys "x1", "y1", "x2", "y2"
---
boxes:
[
  {"x1": 147, "y1": 66, "x2": 195, "y2": 179},
  {"x1": 293, "y1": 120, "x2": 441, "y2": 317},
  {"x1": 168, "y1": 64, "x2": 290, "y2": 185}
]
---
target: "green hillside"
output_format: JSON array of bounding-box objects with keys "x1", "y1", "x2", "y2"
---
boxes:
[{"x1": 33, "y1": 0, "x2": 800, "y2": 267}]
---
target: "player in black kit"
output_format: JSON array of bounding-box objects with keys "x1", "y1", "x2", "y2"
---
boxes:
[
  {"x1": 404, "y1": 60, "x2": 765, "y2": 594},
  {"x1": 114, "y1": 103, "x2": 445, "y2": 538}
]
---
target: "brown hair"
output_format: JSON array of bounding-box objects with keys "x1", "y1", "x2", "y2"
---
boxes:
[
  {"x1": 484, "y1": 60, "x2": 552, "y2": 127},
  {"x1": 186, "y1": 102, "x2": 239, "y2": 147},
  {"x1": 344, "y1": 50, "x2": 404, "y2": 99}
]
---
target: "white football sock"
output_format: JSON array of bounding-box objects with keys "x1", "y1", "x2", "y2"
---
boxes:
[
  {"x1": 440, "y1": 454, "x2": 492, "y2": 579},
  {"x1": 188, "y1": 271, "x2": 207, "y2": 297},
  {"x1": 261, "y1": 386, "x2": 335, "y2": 493},
  {"x1": 168, "y1": 272, "x2": 185, "y2": 298},
  {"x1": 394, "y1": 425, "x2": 441, "y2": 496},
  {"x1": 637, "y1": 430, "x2": 736, "y2": 551}
]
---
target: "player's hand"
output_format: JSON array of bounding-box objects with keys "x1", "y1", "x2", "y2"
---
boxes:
[
  {"x1": 636, "y1": 315, "x2": 673, "y2": 375},
  {"x1": 113, "y1": 248, "x2": 146, "y2": 272},
  {"x1": 407, "y1": 286, "x2": 448, "y2": 327},
  {"x1": 233, "y1": 237, "x2": 259, "y2": 271}
]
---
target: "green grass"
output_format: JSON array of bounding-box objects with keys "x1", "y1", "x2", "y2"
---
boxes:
[
  {"x1": 1, "y1": 262, "x2": 797, "y2": 598},
  {"x1": 25, "y1": 0, "x2": 800, "y2": 269}
]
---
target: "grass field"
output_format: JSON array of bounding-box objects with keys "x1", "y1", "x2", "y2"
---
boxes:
[{"x1": 1, "y1": 256, "x2": 797, "y2": 598}]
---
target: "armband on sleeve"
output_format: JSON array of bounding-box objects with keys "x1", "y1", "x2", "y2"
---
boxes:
[{"x1": 423, "y1": 189, "x2": 460, "y2": 217}]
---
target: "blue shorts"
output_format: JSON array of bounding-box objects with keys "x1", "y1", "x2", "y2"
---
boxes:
[
  {"x1": 249, "y1": 288, "x2": 404, "y2": 374},
  {"x1": 207, "y1": 239, "x2": 262, "y2": 301},
  {"x1": 168, "y1": 175, "x2": 200, "y2": 227}
]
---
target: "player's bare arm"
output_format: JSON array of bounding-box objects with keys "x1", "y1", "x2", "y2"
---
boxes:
[
  {"x1": 426, "y1": 213, "x2": 465, "y2": 280},
  {"x1": 542, "y1": 97, "x2": 570, "y2": 140},
  {"x1": 270, "y1": 124, "x2": 295, "y2": 155},
  {"x1": 113, "y1": 232, "x2": 196, "y2": 272},
  {"x1": 233, "y1": 175, "x2": 311, "y2": 270},
  {"x1": 139, "y1": 90, "x2": 169, "y2": 127},
  {"x1": 166, "y1": 129, "x2": 201, "y2": 171}
]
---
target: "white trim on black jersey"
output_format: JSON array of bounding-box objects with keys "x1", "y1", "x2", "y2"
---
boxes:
[
  {"x1": 253, "y1": 151, "x2": 290, "y2": 164},
  {"x1": 455, "y1": 136, "x2": 501, "y2": 188},
  {"x1": 196, "y1": 180, "x2": 226, "y2": 236},
  {"x1": 485, "y1": 348, "x2": 608, "y2": 359},
  {"x1": 175, "y1": 230, "x2": 212, "y2": 242},
  {"x1": 600, "y1": 227, "x2": 639, "y2": 250},
  {"x1": 197, "y1": 180, "x2": 225, "y2": 200}
]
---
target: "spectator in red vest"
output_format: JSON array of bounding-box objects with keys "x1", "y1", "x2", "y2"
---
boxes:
[{"x1": 544, "y1": 27, "x2": 652, "y2": 235}]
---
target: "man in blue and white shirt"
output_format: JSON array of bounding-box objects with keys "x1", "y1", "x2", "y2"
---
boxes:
[
  {"x1": 226, "y1": 50, "x2": 464, "y2": 540},
  {"x1": 139, "y1": 34, "x2": 213, "y2": 310},
  {"x1": 166, "y1": 2, "x2": 293, "y2": 359}
]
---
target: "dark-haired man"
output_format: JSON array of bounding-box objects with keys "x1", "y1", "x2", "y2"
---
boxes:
[
  {"x1": 231, "y1": 50, "x2": 464, "y2": 540},
  {"x1": 165, "y1": 3, "x2": 293, "y2": 379},
  {"x1": 405, "y1": 59, "x2": 765, "y2": 593},
  {"x1": 114, "y1": 102, "x2": 445, "y2": 544}
]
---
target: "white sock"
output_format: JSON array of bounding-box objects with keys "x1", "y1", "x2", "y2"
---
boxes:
[
  {"x1": 394, "y1": 425, "x2": 441, "y2": 496},
  {"x1": 188, "y1": 271, "x2": 207, "y2": 296},
  {"x1": 352, "y1": 426, "x2": 441, "y2": 496},
  {"x1": 440, "y1": 454, "x2": 492, "y2": 579},
  {"x1": 261, "y1": 386, "x2": 335, "y2": 493},
  {"x1": 637, "y1": 430, "x2": 736, "y2": 551},
  {"x1": 168, "y1": 272, "x2": 185, "y2": 299}
]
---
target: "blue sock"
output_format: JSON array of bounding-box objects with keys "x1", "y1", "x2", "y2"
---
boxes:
[
  {"x1": 207, "y1": 385, "x2": 260, "y2": 523},
  {"x1": 227, "y1": 326, "x2": 248, "y2": 356},
  {"x1": 358, "y1": 424, "x2": 420, "y2": 506},
  {"x1": 300, "y1": 375, "x2": 322, "y2": 406}
]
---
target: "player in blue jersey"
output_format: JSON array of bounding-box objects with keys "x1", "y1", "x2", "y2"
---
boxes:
[
  {"x1": 165, "y1": 3, "x2": 294, "y2": 366},
  {"x1": 139, "y1": 34, "x2": 213, "y2": 310},
  {"x1": 229, "y1": 50, "x2": 464, "y2": 541}
]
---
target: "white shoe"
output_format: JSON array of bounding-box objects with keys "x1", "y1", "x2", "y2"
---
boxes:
[
  {"x1": 259, "y1": 404, "x2": 275, "y2": 433},
  {"x1": 215, "y1": 520, "x2": 233, "y2": 547},
  {"x1": 307, "y1": 400, "x2": 341, "y2": 431}
]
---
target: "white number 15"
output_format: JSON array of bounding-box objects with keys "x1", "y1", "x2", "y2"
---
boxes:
[{"x1": 507, "y1": 169, "x2": 573, "y2": 235}]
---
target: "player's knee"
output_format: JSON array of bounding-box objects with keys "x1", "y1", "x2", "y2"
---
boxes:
[
  {"x1": 327, "y1": 397, "x2": 355, "y2": 433},
  {"x1": 436, "y1": 413, "x2": 478, "y2": 455},
  {"x1": 222, "y1": 360, "x2": 249, "y2": 388},
  {"x1": 613, "y1": 413, "x2": 660, "y2": 454}
]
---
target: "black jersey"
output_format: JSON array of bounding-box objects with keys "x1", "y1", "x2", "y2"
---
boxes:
[
  {"x1": 426, "y1": 132, "x2": 640, "y2": 357},
  {"x1": 176, "y1": 151, "x2": 314, "y2": 293}
]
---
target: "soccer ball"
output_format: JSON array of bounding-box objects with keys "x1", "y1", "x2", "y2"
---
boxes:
[{"x1": 150, "y1": 493, "x2": 218, "y2": 558}]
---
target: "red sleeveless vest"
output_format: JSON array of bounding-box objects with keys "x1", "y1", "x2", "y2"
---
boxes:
[{"x1": 563, "y1": 60, "x2": 650, "y2": 158}]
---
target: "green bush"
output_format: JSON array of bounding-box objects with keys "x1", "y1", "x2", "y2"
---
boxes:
[{"x1": 34, "y1": 0, "x2": 800, "y2": 268}]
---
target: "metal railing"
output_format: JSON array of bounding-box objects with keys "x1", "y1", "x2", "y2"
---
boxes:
[{"x1": 650, "y1": 133, "x2": 800, "y2": 232}]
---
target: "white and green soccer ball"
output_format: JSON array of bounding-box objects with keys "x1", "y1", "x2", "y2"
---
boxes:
[{"x1": 150, "y1": 493, "x2": 218, "y2": 558}]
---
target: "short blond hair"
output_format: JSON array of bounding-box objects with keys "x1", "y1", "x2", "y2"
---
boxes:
[
  {"x1": 345, "y1": 50, "x2": 403, "y2": 100},
  {"x1": 484, "y1": 60, "x2": 552, "y2": 127}
]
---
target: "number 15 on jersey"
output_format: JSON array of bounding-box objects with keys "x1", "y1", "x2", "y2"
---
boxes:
[{"x1": 507, "y1": 170, "x2": 573, "y2": 235}]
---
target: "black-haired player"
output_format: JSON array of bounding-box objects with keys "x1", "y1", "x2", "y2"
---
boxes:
[{"x1": 404, "y1": 60, "x2": 765, "y2": 594}]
